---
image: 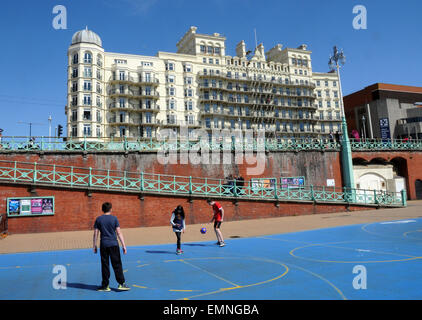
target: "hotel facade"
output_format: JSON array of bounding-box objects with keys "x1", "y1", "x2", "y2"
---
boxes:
[{"x1": 66, "y1": 26, "x2": 342, "y2": 141}]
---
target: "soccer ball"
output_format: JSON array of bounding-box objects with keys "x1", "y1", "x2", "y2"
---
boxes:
[{"x1": 200, "y1": 227, "x2": 207, "y2": 234}]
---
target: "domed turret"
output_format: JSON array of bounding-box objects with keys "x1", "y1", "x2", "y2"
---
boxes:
[{"x1": 71, "y1": 27, "x2": 102, "y2": 47}]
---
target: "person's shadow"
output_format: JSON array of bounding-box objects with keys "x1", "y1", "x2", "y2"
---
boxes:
[{"x1": 66, "y1": 282, "x2": 123, "y2": 292}]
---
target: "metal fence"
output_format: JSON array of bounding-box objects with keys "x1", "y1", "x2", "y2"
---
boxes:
[
  {"x1": 0, "y1": 136, "x2": 421, "y2": 153},
  {"x1": 0, "y1": 160, "x2": 406, "y2": 207}
]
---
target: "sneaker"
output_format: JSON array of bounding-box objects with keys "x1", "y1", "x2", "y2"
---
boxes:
[
  {"x1": 117, "y1": 283, "x2": 131, "y2": 291},
  {"x1": 215, "y1": 242, "x2": 221, "y2": 245},
  {"x1": 219, "y1": 242, "x2": 226, "y2": 247},
  {"x1": 97, "y1": 285, "x2": 111, "y2": 292},
  {"x1": 176, "y1": 249, "x2": 181, "y2": 255}
]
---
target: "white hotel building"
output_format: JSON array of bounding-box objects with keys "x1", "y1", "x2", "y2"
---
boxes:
[{"x1": 66, "y1": 26, "x2": 342, "y2": 141}]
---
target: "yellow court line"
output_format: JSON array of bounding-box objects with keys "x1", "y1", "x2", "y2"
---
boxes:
[
  {"x1": 169, "y1": 289, "x2": 200, "y2": 292},
  {"x1": 136, "y1": 264, "x2": 150, "y2": 268},
  {"x1": 182, "y1": 263, "x2": 289, "y2": 300},
  {"x1": 180, "y1": 259, "x2": 239, "y2": 287},
  {"x1": 132, "y1": 284, "x2": 150, "y2": 289}
]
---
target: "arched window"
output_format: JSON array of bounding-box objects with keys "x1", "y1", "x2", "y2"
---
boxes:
[
  {"x1": 84, "y1": 52, "x2": 92, "y2": 64},
  {"x1": 97, "y1": 54, "x2": 103, "y2": 67}
]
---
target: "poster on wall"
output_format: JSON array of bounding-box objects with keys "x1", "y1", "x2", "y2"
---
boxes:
[
  {"x1": 7, "y1": 197, "x2": 54, "y2": 217},
  {"x1": 281, "y1": 177, "x2": 305, "y2": 189},
  {"x1": 251, "y1": 178, "x2": 277, "y2": 190}
]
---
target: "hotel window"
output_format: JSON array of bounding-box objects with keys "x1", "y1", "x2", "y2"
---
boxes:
[
  {"x1": 71, "y1": 126, "x2": 77, "y2": 137},
  {"x1": 167, "y1": 99, "x2": 176, "y2": 110},
  {"x1": 144, "y1": 73, "x2": 151, "y2": 82},
  {"x1": 84, "y1": 52, "x2": 92, "y2": 64},
  {"x1": 200, "y1": 45, "x2": 206, "y2": 53},
  {"x1": 165, "y1": 62, "x2": 175, "y2": 71},
  {"x1": 335, "y1": 101, "x2": 339, "y2": 109},
  {"x1": 145, "y1": 86, "x2": 152, "y2": 95},
  {"x1": 319, "y1": 111, "x2": 324, "y2": 120},
  {"x1": 72, "y1": 110, "x2": 77, "y2": 121},
  {"x1": 214, "y1": 47, "x2": 220, "y2": 54},
  {"x1": 215, "y1": 59, "x2": 219, "y2": 65},
  {"x1": 318, "y1": 101, "x2": 323, "y2": 108},
  {"x1": 145, "y1": 112, "x2": 152, "y2": 123},
  {"x1": 204, "y1": 104, "x2": 210, "y2": 113},
  {"x1": 119, "y1": 71, "x2": 125, "y2": 81},
  {"x1": 72, "y1": 95, "x2": 78, "y2": 106},
  {"x1": 73, "y1": 53, "x2": 79, "y2": 64},
  {"x1": 167, "y1": 87, "x2": 175, "y2": 96},
  {"x1": 327, "y1": 101, "x2": 331, "y2": 108},
  {"x1": 203, "y1": 58, "x2": 206, "y2": 63},
  {"x1": 209, "y1": 58, "x2": 213, "y2": 64},
  {"x1": 84, "y1": 67, "x2": 92, "y2": 78},
  {"x1": 328, "y1": 112, "x2": 332, "y2": 120},
  {"x1": 83, "y1": 110, "x2": 91, "y2": 121},
  {"x1": 83, "y1": 95, "x2": 91, "y2": 106},
  {"x1": 184, "y1": 89, "x2": 193, "y2": 97},
  {"x1": 316, "y1": 80, "x2": 320, "y2": 86},
  {"x1": 333, "y1": 81, "x2": 337, "y2": 87},
  {"x1": 166, "y1": 75, "x2": 175, "y2": 83},
  {"x1": 145, "y1": 127, "x2": 152, "y2": 138},
  {"x1": 185, "y1": 101, "x2": 193, "y2": 111},
  {"x1": 83, "y1": 124, "x2": 91, "y2": 136},
  {"x1": 321, "y1": 123, "x2": 325, "y2": 133},
  {"x1": 119, "y1": 126, "x2": 126, "y2": 137},
  {"x1": 205, "y1": 118, "x2": 211, "y2": 128},
  {"x1": 207, "y1": 46, "x2": 213, "y2": 54},
  {"x1": 83, "y1": 81, "x2": 91, "y2": 91},
  {"x1": 185, "y1": 77, "x2": 193, "y2": 85},
  {"x1": 96, "y1": 110, "x2": 101, "y2": 122},
  {"x1": 333, "y1": 91, "x2": 338, "y2": 98},
  {"x1": 96, "y1": 126, "x2": 101, "y2": 137},
  {"x1": 230, "y1": 120, "x2": 235, "y2": 129},
  {"x1": 183, "y1": 64, "x2": 192, "y2": 72},
  {"x1": 72, "y1": 68, "x2": 78, "y2": 78},
  {"x1": 325, "y1": 80, "x2": 329, "y2": 87},
  {"x1": 336, "y1": 111, "x2": 340, "y2": 120},
  {"x1": 71, "y1": 82, "x2": 78, "y2": 92},
  {"x1": 119, "y1": 98, "x2": 125, "y2": 108}
]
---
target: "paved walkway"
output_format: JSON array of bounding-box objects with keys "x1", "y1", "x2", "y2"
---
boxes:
[{"x1": 1, "y1": 201, "x2": 422, "y2": 254}]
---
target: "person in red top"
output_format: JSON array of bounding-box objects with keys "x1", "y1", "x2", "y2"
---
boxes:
[{"x1": 207, "y1": 199, "x2": 225, "y2": 247}]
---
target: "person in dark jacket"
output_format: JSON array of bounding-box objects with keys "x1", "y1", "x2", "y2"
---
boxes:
[{"x1": 170, "y1": 205, "x2": 186, "y2": 255}]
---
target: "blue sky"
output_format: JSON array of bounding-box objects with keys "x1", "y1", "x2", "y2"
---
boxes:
[{"x1": 0, "y1": 0, "x2": 421, "y2": 137}]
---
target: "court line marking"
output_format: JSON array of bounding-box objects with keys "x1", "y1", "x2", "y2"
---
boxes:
[
  {"x1": 361, "y1": 220, "x2": 422, "y2": 241},
  {"x1": 403, "y1": 230, "x2": 422, "y2": 240},
  {"x1": 258, "y1": 237, "x2": 419, "y2": 259},
  {"x1": 179, "y1": 259, "x2": 240, "y2": 287},
  {"x1": 289, "y1": 241, "x2": 422, "y2": 264},
  {"x1": 179, "y1": 257, "x2": 289, "y2": 300}
]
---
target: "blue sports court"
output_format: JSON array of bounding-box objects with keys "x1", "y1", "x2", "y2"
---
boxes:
[{"x1": 1, "y1": 218, "x2": 422, "y2": 300}]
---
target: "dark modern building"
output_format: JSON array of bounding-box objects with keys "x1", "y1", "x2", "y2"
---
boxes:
[{"x1": 344, "y1": 83, "x2": 422, "y2": 140}]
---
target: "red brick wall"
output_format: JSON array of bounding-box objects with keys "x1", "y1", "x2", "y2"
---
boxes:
[{"x1": 1, "y1": 184, "x2": 375, "y2": 234}]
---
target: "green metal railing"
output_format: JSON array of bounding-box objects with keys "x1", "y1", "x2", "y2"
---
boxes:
[
  {"x1": 0, "y1": 160, "x2": 406, "y2": 207},
  {"x1": 0, "y1": 136, "x2": 421, "y2": 153}
]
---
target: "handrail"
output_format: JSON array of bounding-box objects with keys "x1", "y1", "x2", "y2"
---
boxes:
[
  {"x1": 0, "y1": 136, "x2": 421, "y2": 152},
  {"x1": 0, "y1": 159, "x2": 406, "y2": 207}
]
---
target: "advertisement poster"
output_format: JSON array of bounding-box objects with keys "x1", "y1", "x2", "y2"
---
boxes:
[
  {"x1": 42, "y1": 198, "x2": 54, "y2": 213},
  {"x1": 7, "y1": 197, "x2": 54, "y2": 217},
  {"x1": 281, "y1": 177, "x2": 305, "y2": 189},
  {"x1": 20, "y1": 199, "x2": 31, "y2": 215},
  {"x1": 31, "y1": 199, "x2": 43, "y2": 214},
  {"x1": 8, "y1": 199, "x2": 20, "y2": 215}
]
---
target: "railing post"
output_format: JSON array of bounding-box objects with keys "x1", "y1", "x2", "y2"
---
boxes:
[
  {"x1": 401, "y1": 189, "x2": 407, "y2": 207},
  {"x1": 13, "y1": 161, "x2": 17, "y2": 182},
  {"x1": 140, "y1": 172, "x2": 144, "y2": 191},
  {"x1": 189, "y1": 176, "x2": 192, "y2": 195},
  {"x1": 374, "y1": 190, "x2": 379, "y2": 205},
  {"x1": 274, "y1": 180, "x2": 278, "y2": 200},
  {"x1": 89, "y1": 167, "x2": 92, "y2": 187},
  {"x1": 234, "y1": 179, "x2": 238, "y2": 197},
  {"x1": 84, "y1": 135, "x2": 87, "y2": 151},
  {"x1": 40, "y1": 137, "x2": 44, "y2": 151},
  {"x1": 310, "y1": 185, "x2": 315, "y2": 202},
  {"x1": 71, "y1": 166, "x2": 74, "y2": 186},
  {"x1": 53, "y1": 164, "x2": 56, "y2": 184},
  {"x1": 33, "y1": 162, "x2": 37, "y2": 184}
]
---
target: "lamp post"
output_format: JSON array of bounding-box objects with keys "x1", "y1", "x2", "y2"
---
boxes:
[
  {"x1": 329, "y1": 46, "x2": 355, "y2": 193},
  {"x1": 361, "y1": 115, "x2": 366, "y2": 140}
]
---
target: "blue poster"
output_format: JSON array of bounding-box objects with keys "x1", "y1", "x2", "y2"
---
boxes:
[{"x1": 379, "y1": 118, "x2": 391, "y2": 140}]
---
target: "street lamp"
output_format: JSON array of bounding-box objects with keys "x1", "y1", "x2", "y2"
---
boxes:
[
  {"x1": 361, "y1": 115, "x2": 366, "y2": 140},
  {"x1": 329, "y1": 46, "x2": 355, "y2": 191}
]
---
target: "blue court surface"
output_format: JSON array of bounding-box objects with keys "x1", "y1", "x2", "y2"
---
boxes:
[{"x1": 1, "y1": 218, "x2": 422, "y2": 300}]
